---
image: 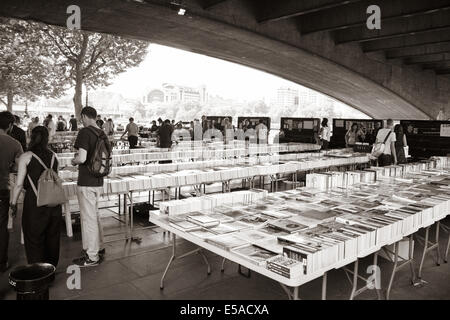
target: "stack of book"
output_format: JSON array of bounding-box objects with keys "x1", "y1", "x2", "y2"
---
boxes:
[
  {"x1": 186, "y1": 212, "x2": 220, "y2": 228},
  {"x1": 268, "y1": 219, "x2": 309, "y2": 233},
  {"x1": 231, "y1": 245, "x2": 277, "y2": 266},
  {"x1": 154, "y1": 157, "x2": 450, "y2": 280},
  {"x1": 205, "y1": 234, "x2": 248, "y2": 251},
  {"x1": 266, "y1": 255, "x2": 304, "y2": 279},
  {"x1": 160, "y1": 189, "x2": 268, "y2": 216},
  {"x1": 279, "y1": 232, "x2": 340, "y2": 273},
  {"x1": 170, "y1": 220, "x2": 202, "y2": 232}
]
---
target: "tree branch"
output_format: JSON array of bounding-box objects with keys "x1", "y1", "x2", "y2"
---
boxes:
[
  {"x1": 83, "y1": 50, "x2": 104, "y2": 75},
  {"x1": 86, "y1": 58, "x2": 107, "y2": 79},
  {"x1": 78, "y1": 33, "x2": 89, "y2": 62},
  {"x1": 0, "y1": 97, "x2": 7, "y2": 107},
  {"x1": 47, "y1": 26, "x2": 79, "y2": 59},
  {"x1": 82, "y1": 36, "x2": 105, "y2": 74},
  {"x1": 44, "y1": 29, "x2": 77, "y2": 63}
]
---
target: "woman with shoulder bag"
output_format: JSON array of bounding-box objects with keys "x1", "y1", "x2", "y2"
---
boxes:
[{"x1": 10, "y1": 126, "x2": 63, "y2": 266}]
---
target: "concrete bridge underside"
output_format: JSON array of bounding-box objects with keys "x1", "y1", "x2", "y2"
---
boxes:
[{"x1": 1, "y1": 0, "x2": 450, "y2": 119}]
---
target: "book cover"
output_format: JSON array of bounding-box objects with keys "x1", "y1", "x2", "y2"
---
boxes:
[
  {"x1": 237, "y1": 215, "x2": 269, "y2": 228},
  {"x1": 170, "y1": 220, "x2": 202, "y2": 231},
  {"x1": 268, "y1": 219, "x2": 309, "y2": 233},
  {"x1": 206, "y1": 234, "x2": 248, "y2": 251},
  {"x1": 189, "y1": 229, "x2": 217, "y2": 239},
  {"x1": 235, "y1": 229, "x2": 274, "y2": 244},
  {"x1": 232, "y1": 245, "x2": 277, "y2": 266}
]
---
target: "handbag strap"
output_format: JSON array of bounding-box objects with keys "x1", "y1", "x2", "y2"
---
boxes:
[
  {"x1": 382, "y1": 130, "x2": 392, "y2": 144},
  {"x1": 29, "y1": 152, "x2": 48, "y2": 170},
  {"x1": 27, "y1": 175, "x2": 38, "y2": 197},
  {"x1": 27, "y1": 151, "x2": 55, "y2": 197}
]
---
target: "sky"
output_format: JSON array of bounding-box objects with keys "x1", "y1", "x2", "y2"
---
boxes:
[{"x1": 107, "y1": 43, "x2": 312, "y2": 102}]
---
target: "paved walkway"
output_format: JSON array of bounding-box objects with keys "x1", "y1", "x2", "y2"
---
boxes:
[{"x1": 1, "y1": 211, "x2": 449, "y2": 300}]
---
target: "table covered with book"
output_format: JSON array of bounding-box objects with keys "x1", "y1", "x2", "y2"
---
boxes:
[
  {"x1": 57, "y1": 143, "x2": 369, "y2": 239},
  {"x1": 149, "y1": 157, "x2": 450, "y2": 298},
  {"x1": 60, "y1": 152, "x2": 370, "y2": 198}
]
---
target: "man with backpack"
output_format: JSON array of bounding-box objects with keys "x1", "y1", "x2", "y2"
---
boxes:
[{"x1": 72, "y1": 106, "x2": 112, "y2": 267}]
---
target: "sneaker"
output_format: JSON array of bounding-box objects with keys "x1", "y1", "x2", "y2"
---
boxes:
[
  {"x1": 0, "y1": 262, "x2": 9, "y2": 273},
  {"x1": 72, "y1": 256, "x2": 100, "y2": 268},
  {"x1": 81, "y1": 249, "x2": 105, "y2": 257}
]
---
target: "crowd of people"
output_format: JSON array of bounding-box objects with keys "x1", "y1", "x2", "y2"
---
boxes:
[
  {"x1": 118, "y1": 116, "x2": 271, "y2": 150},
  {"x1": 0, "y1": 106, "x2": 413, "y2": 275},
  {"x1": 343, "y1": 119, "x2": 408, "y2": 166}
]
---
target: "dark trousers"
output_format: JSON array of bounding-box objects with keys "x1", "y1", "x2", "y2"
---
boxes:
[
  {"x1": 22, "y1": 193, "x2": 62, "y2": 267},
  {"x1": 128, "y1": 136, "x2": 138, "y2": 149},
  {"x1": 0, "y1": 190, "x2": 9, "y2": 266},
  {"x1": 321, "y1": 140, "x2": 329, "y2": 150},
  {"x1": 379, "y1": 154, "x2": 393, "y2": 167}
]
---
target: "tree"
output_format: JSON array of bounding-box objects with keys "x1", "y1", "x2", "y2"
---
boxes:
[
  {"x1": 42, "y1": 25, "x2": 148, "y2": 118},
  {"x1": 252, "y1": 100, "x2": 270, "y2": 115},
  {"x1": 0, "y1": 18, "x2": 66, "y2": 112}
]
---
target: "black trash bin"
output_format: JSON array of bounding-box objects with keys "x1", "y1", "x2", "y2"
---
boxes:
[{"x1": 9, "y1": 263, "x2": 56, "y2": 300}]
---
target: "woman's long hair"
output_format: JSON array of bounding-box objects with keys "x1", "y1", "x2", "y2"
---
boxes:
[
  {"x1": 321, "y1": 118, "x2": 328, "y2": 127},
  {"x1": 28, "y1": 126, "x2": 50, "y2": 154},
  {"x1": 394, "y1": 124, "x2": 403, "y2": 141}
]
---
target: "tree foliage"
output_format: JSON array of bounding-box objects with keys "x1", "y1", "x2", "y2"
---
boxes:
[
  {"x1": 42, "y1": 25, "x2": 148, "y2": 118},
  {"x1": 0, "y1": 18, "x2": 66, "y2": 111}
]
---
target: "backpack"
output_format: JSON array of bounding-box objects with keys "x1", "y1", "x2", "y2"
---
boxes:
[
  {"x1": 27, "y1": 152, "x2": 67, "y2": 207},
  {"x1": 370, "y1": 130, "x2": 392, "y2": 160},
  {"x1": 86, "y1": 126, "x2": 112, "y2": 178}
]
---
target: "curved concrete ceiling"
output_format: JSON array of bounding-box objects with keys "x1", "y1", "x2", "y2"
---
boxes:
[{"x1": 1, "y1": 0, "x2": 448, "y2": 119}]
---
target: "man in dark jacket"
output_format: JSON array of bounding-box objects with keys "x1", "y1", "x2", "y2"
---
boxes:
[
  {"x1": 9, "y1": 115, "x2": 27, "y2": 152},
  {"x1": 0, "y1": 111, "x2": 23, "y2": 272},
  {"x1": 158, "y1": 119, "x2": 173, "y2": 149}
]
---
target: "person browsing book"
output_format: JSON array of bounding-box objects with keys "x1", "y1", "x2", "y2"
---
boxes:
[
  {"x1": 345, "y1": 123, "x2": 359, "y2": 147},
  {"x1": 121, "y1": 117, "x2": 139, "y2": 149},
  {"x1": 375, "y1": 119, "x2": 397, "y2": 166},
  {"x1": 319, "y1": 118, "x2": 330, "y2": 150},
  {"x1": 71, "y1": 106, "x2": 106, "y2": 267},
  {"x1": 10, "y1": 126, "x2": 62, "y2": 267},
  {"x1": 9, "y1": 115, "x2": 27, "y2": 152},
  {"x1": 394, "y1": 124, "x2": 408, "y2": 164},
  {"x1": 255, "y1": 119, "x2": 268, "y2": 145},
  {"x1": 69, "y1": 115, "x2": 78, "y2": 131}
]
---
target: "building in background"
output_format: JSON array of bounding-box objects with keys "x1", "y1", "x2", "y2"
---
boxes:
[
  {"x1": 143, "y1": 84, "x2": 208, "y2": 105},
  {"x1": 298, "y1": 88, "x2": 318, "y2": 105},
  {"x1": 276, "y1": 87, "x2": 299, "y2": 109}
]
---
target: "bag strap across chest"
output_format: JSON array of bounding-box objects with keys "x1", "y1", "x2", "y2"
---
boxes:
[
  {"x1": 381, "y1": 130, "x2": 392, "y2": 144},
  {"x1": 27, "y1": 151, "x2": 56, "y2": 196}
]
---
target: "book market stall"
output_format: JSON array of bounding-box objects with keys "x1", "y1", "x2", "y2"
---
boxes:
[
  {"x1": 279, "y1": 118, "x2": 320, "y2": 144},
  {"x1": 237, "y1": 117, "x2": 271, "y2": 130},
  {"x1": 59, "y1": 144, "x2": 370, "y2": 240},
  {"x1": 149, "y1": 157, "x2": 450, "y2": 300},
  {"x1": 330, "y1": 119, "x2": 383, "y2": 149}
]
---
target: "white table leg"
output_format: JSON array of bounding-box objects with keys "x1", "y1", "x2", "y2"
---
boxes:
[{"x1": 64, "y1": 202, "x2": 73, "y2": 238}]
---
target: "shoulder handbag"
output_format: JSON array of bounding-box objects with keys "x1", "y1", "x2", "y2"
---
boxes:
[{"x1": 370, "y1": 130, "x2": 392, "y2": 160}]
